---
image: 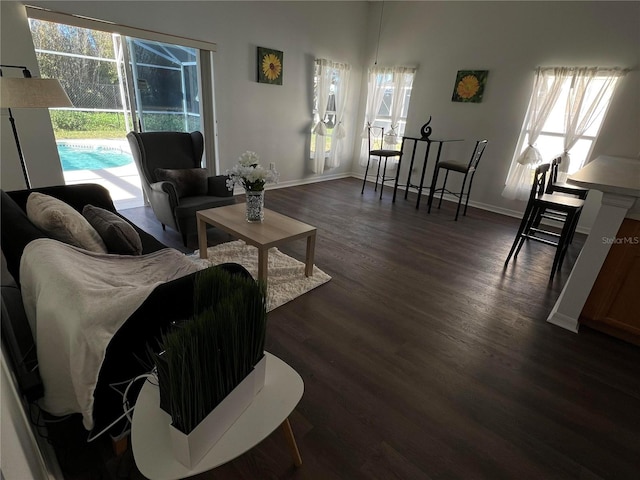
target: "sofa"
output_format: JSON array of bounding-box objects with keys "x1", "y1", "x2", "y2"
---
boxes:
[{"x1": 1, "y1": 183, "x2": 249, "y2": 435}]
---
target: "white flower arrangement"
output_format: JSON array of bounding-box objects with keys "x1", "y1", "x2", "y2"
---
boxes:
[{"x1": 226, "y1": 151, "x2": 279, "y2": 192}]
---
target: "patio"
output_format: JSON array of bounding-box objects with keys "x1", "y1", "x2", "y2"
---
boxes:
[{"x1": 60, "y1": 139, "x2": 144, "y2": 210}]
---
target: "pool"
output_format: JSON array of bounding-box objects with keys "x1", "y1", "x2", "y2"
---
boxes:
[{"x1": 57, "y1": 143, "x2": 133, "y2": 171}]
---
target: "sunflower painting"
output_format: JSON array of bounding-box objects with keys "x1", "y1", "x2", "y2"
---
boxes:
[
  {"x1": 451, "y1": 70, "x2": 488, "y2": 103},
  {"x1": 257, "y1": 47, "x2": 283, "y2": 85}
]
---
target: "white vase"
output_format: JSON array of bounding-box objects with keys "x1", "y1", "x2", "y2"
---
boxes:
[
  {"x1": 245, "y1": 190, "x2": 265, "y2": 222},
  {"x1": 169, "y1": 355, "x2": 267, "y2": 468}
]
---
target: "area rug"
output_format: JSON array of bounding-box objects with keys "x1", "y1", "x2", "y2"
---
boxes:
[{"x1": 188, "y1": 240, "x2": 331, "y2": 312}]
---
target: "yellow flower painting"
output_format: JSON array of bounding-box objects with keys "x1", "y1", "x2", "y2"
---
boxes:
[
  {"x1": 452, "y1": 70, "x2": 488, "y2": 103},
  {"x1": 257, "y1": 47, "x2": 283, "y2": 85}
]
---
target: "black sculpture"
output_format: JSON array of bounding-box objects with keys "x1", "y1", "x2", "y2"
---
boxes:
[{"x1": 420, "y1": 116, "x2": 433, "y2": 139}]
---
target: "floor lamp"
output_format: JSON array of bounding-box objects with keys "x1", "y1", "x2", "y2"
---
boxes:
[{"x1": 0, "y1": 64, "x2": 73, "y2": 189}]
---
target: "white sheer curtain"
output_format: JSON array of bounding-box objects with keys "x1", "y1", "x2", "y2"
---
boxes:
[
  {"x1": 385, "y1": 68, "x2": 414, "y2": 147},
  {"x1": 560, "y1": 67, "x2": 625, "y2": 179},
  {"x1": 359, "y1": 68, "x2": 391, "y2": 166},
  {"x1": 311, "y1": 59, "x2": 330, "y2": 173},
  {"x1": 503, "y1": 67, "x2": 626, "y2": 200},
  {"x1": 311, "y1": 58, "x2": 351, "y2": 173},
  {"x1": 359, "y1": 66, "x2": 416, "y2": 166},
  {"x1": 327, "y1": 63, "x2": 350, "y2": 169},
  {"x1": 502, "y1": 67, "x2": 569, "y2": 200}
]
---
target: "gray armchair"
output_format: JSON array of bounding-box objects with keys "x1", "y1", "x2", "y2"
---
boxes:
[{"x1": 127, "y1": 131, "x2": 235, "y2": 246}]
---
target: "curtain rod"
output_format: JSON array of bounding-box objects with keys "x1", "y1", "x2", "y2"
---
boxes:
[{"x1": 536, "y1": 66, "x2": 632, "y2": 72}]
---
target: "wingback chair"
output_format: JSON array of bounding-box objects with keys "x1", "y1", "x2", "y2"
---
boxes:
[{"x1": 127, "y1": 131, "x2": 235, "y2": 246}]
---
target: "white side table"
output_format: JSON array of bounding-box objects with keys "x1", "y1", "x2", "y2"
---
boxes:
[{"x1": 131, "y1": 352, "x2": 304, "y2": 480}]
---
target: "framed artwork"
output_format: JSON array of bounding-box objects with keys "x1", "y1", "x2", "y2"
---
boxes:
[
  {"x1": 257, "y1": 47, "x2": 283, "y2": 85},
  {"x1": 451, "y1": 70, "x2": 489, "y2": 103}
]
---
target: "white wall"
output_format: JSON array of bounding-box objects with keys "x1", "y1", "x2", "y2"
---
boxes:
[
  {"x1": 5, "y1": 0, "x2": 368, "y2": 189},
  {"x1": 1, "y1": 349, "x2": 61, "y2": 479},
  {"x1": 0, "y1": 2, "x2": 638, "y2": 475},
  {"x1": 1, "y1": 1, "x2": 64, "y2": 190},
  {"x1": 2, "y1": 1, "x2": 638, "y2": 228},
  {"x1": 358, "y1": 1, "x2": 639, "y2": 229}
]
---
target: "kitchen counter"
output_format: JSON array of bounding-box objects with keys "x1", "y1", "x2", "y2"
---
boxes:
[
  {"x1": 568, "y1": 155, "x2": 640, "y2": 198},
  {"x1": 547, "y1": 155, "x2": 640, "y2": 333}
]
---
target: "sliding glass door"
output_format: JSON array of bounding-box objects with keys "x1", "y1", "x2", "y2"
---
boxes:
[
  {"x1": 28, "y1": 16, "x2": 208, "y2": 208},
  {"x1": 126, "y1": 38, "x2": 202, "y2": 133}
]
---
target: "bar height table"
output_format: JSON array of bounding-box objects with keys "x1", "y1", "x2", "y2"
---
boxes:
[
  {"x1": 392, "y1": 136, "x2": 424, "y2": 203},
  {"x1": 392, "y1": 136, "x2": 463, "y2": 209}
]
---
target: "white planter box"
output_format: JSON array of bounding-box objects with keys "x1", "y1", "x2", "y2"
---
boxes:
[{"x1": 169, "y1": 355, "x2": 267, "y2": 468}]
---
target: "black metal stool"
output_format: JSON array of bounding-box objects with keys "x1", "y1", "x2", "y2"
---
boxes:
[
  {"x1": 361, "y1": 126, "x2": 402, "y2": 199},
  {"x1": 427, "y1": 140, "x2": 488, "y2": 220}
]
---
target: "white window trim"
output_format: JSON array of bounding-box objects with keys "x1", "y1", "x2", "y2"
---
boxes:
[
  {"x1": 503, "y1": 67, "x2": 626, "y2": 200},
  {"x1": 26, "y1": 6, "x2": 216, "y2": 51},
  {"x1": 360, "y1": 66, "x2": 416, "y2": 165}
]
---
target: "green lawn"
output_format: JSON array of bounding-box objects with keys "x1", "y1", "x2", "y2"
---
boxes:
[{"x1": 54, "y1": 130, "x2": 127, "y2": 140}]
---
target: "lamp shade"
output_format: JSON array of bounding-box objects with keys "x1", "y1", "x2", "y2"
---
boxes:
[{"x1": 0, "y1": 77, "x2": 73, "y2": 108}]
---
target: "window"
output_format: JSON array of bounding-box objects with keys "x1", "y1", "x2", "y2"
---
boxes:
[
  {"x1": 360, "y1": 66, "x2": 415, "y2": 164},
  {"x1": 503, "y1": 67, "x2": 626, "y2": 201},
  {"x1": 29, "y1": 19, "x2": 203, "y2": 135},
  {"x1": 26, "y1": 6, "x2": 217, "y2": 208},
  {"x1": 310, "y1": 58, "x2": 350, "y2": 173}
]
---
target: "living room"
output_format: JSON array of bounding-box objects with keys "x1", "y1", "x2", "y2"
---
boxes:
[{"x1": 2, "y1": 1, "x2": 639, "y2": 479}]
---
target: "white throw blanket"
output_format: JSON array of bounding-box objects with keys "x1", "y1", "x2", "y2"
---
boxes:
[{"x1": 20, "y1": 238, "x2": 200, "y2": 430}]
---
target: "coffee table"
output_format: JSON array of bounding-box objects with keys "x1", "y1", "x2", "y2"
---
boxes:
[
  {"x1": 131, "y1": 352, "x2": 304, "y2": 479},
  {"x1": 197, "y1": 203, "x2": 317, "y2": 283}
]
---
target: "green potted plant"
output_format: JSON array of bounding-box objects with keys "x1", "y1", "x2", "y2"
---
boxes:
[{"x1": 154, "y1": 267, "x2": 267, "y2": 467}]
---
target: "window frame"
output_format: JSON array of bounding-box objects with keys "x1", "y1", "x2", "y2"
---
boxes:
[
  {"x1": 361, "y1": 68, "x2": 415, "y2": 157},
  {"x1": 508, "y1": 70, "x2": 621, "y2": 179},
  {"x1": 26, "y1": 5, "x2": 220, "y2": 172},
  {"x1": 311, "y1": 62, "x2": 342, "y2": 158}
]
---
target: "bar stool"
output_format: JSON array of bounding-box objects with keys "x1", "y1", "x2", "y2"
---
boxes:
[
  {"x1": 427, "y1": 140, "x2": 488, "y2": 220},
  {"x1": 533, "y1": 156, "x2": 588, "y2": 243},
  {"x1": 546, "y1": 156, "x2": 589, "y2": 199},
  {"x1": 504, "y1": 162, "x2": 585, "y2": 280},
  {"x1": 361, "y1": 126, "x2": 402, "y2": 199}
]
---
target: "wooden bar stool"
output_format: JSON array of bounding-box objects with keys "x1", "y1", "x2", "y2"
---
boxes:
[
  {"x1": 533, "y1": 156, "x2": 588, "y2": 244},
  {"x1": 504, "y1": 162, "x2": 585, "y2": 281}
]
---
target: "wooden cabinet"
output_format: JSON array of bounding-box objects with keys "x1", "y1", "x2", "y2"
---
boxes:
[{"x1": 580, "y1": 218, "x2": 640, "y2": 345}]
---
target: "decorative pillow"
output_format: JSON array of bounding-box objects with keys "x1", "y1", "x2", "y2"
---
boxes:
[
  {"x1": 82, "y1": 205, "x2": 143, "y2": 256},
  {"x1": 154, "y1": 168, "x2": 208, "y2": 198},
  {"x1": 26, "y1": 192, "x2": 107, "y2": 253}
]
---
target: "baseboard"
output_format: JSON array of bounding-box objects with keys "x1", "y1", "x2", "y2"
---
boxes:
[
  {"x1": 214, "y1": 172, "x2": 354, "y2": 198},
  {"x1": 350, "y1": 173, "x2": 591, "y2": 235},
  {"x1": 245, "y1": 173, "x2": 592, "y2": 236},
  {"x1": 547, "y1": 309, "x2": 580, "y2": 333},
  {"x1": 264, "y1": 172, "x2": 353, "y2": 191}
]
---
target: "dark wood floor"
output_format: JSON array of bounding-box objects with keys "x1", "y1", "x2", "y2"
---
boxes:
[{"x1": 63, "y1": 178, "x2": 640, "y2": 479}]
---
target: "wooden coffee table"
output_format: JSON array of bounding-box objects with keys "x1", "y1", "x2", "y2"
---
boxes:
[{"x1": 197, "y1": 203, "x2": 317, "y2": 283}]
